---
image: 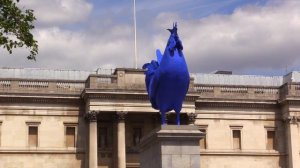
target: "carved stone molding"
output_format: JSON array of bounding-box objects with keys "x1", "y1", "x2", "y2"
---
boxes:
[
  {"x1": 0, "y1": 96, "x2": 81, "y2": 104},
  {"x1": 197, "y1": 102, "x2": 277, "y2": 109},
  {"x1": 187, "y1": 113, "x2": 197, "y2": 125},
  {"x1": 116, "y1": 111, "x2": 128, "y2": 121},
  {"x1": 288, "y1": 101, "x2": 300, "y2": 105},
  {"x1": 84, "y1": 93, "x2": 149, "y2": 101},
  {"x1": 283, "y1": 116, "x2": 300, "y2": 124},
  {"x1": 83, "y1": 92, "x2": 198, "y2": 102},
  {"x1": 85, "y1": 111, "x2": 98, "y2": 122}
]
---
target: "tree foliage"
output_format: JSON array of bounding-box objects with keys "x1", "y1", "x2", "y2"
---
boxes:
[{"x1": 0, "y1": 0, "x2": 38, "y2": 60}]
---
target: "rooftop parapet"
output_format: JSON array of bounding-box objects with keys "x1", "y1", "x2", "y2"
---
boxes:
[
  {"x1": 192, "y1": 71, "x2": 300, "y2": 87},
  {"x1": 191, "y1": 73, "x2": 283, "y2": 86},
  {"x1": 0, "y1": 67, "x2": 96, "y2": 80},
  {"x1": 2, "y1": 67, "x2": 300, "y2": 86},
  {"x1": 0, "y1": 68, "x2": 300, "y2": 102}
]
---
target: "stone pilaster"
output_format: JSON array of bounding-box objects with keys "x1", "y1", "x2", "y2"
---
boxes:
[
  {"x1": 187, "y1": 113, "x2": 197, "y2": 125},
  {"x1": 85, "y1": 111, "x2": 98, "y2": 168},
  {"x1": 116, "y1": 111, "x2": 127, "y2": 168},
  {"x1": 284, "y1": 115, "x2": 300, "y2": 168}
]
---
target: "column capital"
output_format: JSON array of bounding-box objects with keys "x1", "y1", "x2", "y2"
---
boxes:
[
  {"x1": 187, "y1": 113, "x2": 197, "y2": 125},
  {"x1": 284, "y1": 116, "x2": 300, "y2": 124},
  {"x1": 85, "y1": 111, "x2": 98, "y2": 122},
  {"x1": 116, "y1": 111, "x2": 128, "y2": 121}
]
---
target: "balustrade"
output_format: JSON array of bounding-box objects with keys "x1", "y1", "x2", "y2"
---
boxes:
[
  {"x1": 195, "y1": 84, "x2": 280, "y2": 100},
  {"x1": 1, "y1": 76, "x2": 300, "y2": 100}
]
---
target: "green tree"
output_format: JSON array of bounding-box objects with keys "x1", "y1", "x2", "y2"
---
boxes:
[{"x1": 0, "y1": 0, "x2": 38, "y2": 60}]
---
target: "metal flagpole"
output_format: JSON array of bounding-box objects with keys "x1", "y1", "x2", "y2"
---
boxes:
[{"x1": 133, "y1": 0, "x2": 138, "y2": 69}]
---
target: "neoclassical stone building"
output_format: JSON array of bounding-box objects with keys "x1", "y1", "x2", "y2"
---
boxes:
[{"x1": 0, "y1": 67, "x2": 299, "y2": 168}]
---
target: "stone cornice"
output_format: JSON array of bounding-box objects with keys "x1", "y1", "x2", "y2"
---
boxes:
[
  {"x1": 0, "y1": 148, "x2": 85, "y2": 154},
  {"x1": 196, "y1": 102, "x2": 277, "y2": 109},
  {"x1": 287, "y1": 100, "x2": 300, "y2": 105},
  {"x1": 200, "y1": 150, "x2": 285, "y2": 156},
  {"x1": 196, "y1": 98, "x2": 277, "y2": 104},
  {"x1": 82, "y1": 89, "x2": 199, "y2": 102},
  {"x1": 0, "y1": 94, "x2": 81, "y2": 104},
  {"x1": 85, "y1": 92, "x2": 149, "y2": 101},
  {"x1": 196, "y1": 98, "x2": 279, "y2": 109}
]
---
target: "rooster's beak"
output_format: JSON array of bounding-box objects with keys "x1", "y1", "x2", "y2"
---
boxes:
[{"x1": 167, "y1": 29, "x2": 172, "y2": 34}]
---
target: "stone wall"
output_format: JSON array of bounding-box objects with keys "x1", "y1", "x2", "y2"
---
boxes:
[
  {"x1": 200, "y1": 155, "x2": 284, "y2": 168},
  {"x1": 0, "y1": 154, "x2": 85, "y2": 168},
  {"x1": 0, "y1": 102, "x2": 86, "y2": 168}
]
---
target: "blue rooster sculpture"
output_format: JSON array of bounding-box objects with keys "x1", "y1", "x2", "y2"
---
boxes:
[{"x1": 143, "y1": 23, "x2": 190, "y2": 125}]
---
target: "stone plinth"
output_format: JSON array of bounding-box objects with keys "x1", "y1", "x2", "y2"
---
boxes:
[{"x1": 138, "y1": 125, "x2": 204, "y2": 168}]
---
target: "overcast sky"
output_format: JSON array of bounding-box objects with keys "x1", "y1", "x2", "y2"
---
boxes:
[{"x1": 1, "y1": 0, "x2": 299, "y2": 75}]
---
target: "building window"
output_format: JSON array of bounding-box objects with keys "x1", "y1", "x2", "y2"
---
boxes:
[
  {"x1": 28, "y1": 126, "x2": 38, "y2": 147},
  {"x1": 0, "y1": 121, "x2": 2, "y2": 146},
  {"x1": 64, "y1": 122, "x2": 77, "y2": 148},
  {"x1": 199, "y1": 125, "x2": 208, "y2": 149},
  {"x1": 230, "y1": 126, "x2": 242, "y2": 150},
  {"x1": 98, "y1": 127, "x2": 108, "y2": 149},
  {"x1": 26, "y1": 122, "x2": 40, "y2": 148},
  {"x1": 232, "y1": 130, "x2": 241, "y2": 149},
  {"x1": 266, "y1": 128, "x2": 276, "y2": 150},
  {"x1": 66, "y1": 127, "x2": 76, "y2": 147},
  {"x1": 133, "y1": 128, "x2": 142, "y2": 146}
]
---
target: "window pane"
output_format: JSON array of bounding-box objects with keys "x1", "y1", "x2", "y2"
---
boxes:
[
  {"x1": 267, "y1": 131, "x2": 276, "y2": 150},
  {"x1": 200, "y1": 129, "x2": 206, "y2": 149},
  {"x1": 66, "y1": 127, "x2": 75, "y2": 147},
  {"x1": 133, "y1": 128, "x2": 142, "y2": 146},
  {"x1": 98, "y1": 127, "x2": 108, "y2": 148},
  {"x1": 232, "y1": 130, "x2": 241, "y2": 150},
  {"x1": 0, "y1": 124, "x2": 1, "y2": 147},
  {"x1": 29, "y1": 126, "x2": 38, "y2": 147}
]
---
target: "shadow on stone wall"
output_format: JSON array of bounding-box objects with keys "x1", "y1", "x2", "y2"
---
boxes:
[{"x1": 76, "y1": 104, "x2": 86, "y2": 168}]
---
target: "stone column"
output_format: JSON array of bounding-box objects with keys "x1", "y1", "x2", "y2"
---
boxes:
[
  {"x1": 285, "y1": 116, "x2": 300, "y2": 168},
  {"x1": 116, "y1": 111, "x2": 127, "y2": 168},
  {"x1": 85, "y1": 111, "x2": 98, "y2": 168},
  {"x1": 187, "y1": 113, "x2": 197, "y2": 125}
]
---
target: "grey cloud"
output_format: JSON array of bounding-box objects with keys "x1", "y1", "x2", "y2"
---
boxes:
[
  {"x1": 153, "y1": 1, "x2": 300, "y2": 74},
  {"x1": 2, "y1": 1, "x2": 300, "y2": 75},
  {"x1": 0, "y1": 25, "x2": 134, "y2": 70},
  {"x1": 19, "y1": 0, "x2": 92, "y2": 26}
]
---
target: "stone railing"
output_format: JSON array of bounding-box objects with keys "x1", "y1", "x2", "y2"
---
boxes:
[
  {"x1": 0, "y1": 78, "x2": 85, "y2": 94},
  {"x1": 8, "y1": 70, "x2": 300, "y2": 100},
  {"x1": 280, "y1": 83, "x2": 300, "y2": 100},
  {"x1": 86, "y1": 74, "x2": 118, "y2": 89},
  {"x1": 0, "y1": 72, "x2": 146, "y2": 95},
  {"x1": 86, "y1": 74, "x2": 146, "y2": 91},
  {"x1": 195, "y1": 84, "x2": 279, "y2": 100},
  {"x1": 288, "y1": 83, "x2": 300, "y2": 96}
]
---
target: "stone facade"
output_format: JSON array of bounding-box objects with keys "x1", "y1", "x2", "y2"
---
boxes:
[{"x1": 0, "y1": 67, "x2": 299, "y2": 168}]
